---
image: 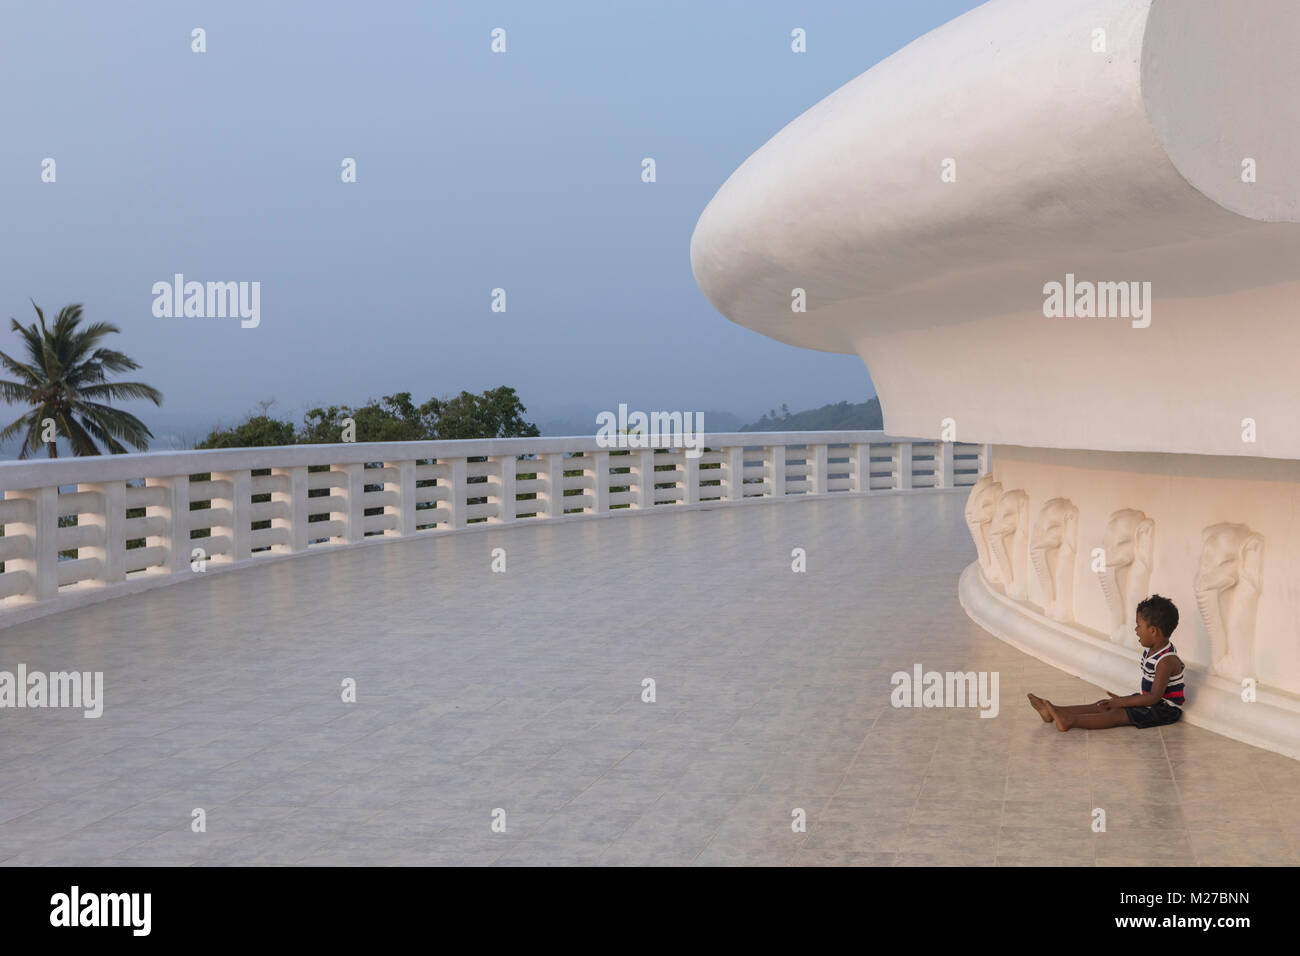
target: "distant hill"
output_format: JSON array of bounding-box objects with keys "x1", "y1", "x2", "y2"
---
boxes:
[
  {"x1": 536, "y1": 409, "x2": 745, "y2": 437},
  {"x1": 740, "y1": 399, "x2": 883, "y2": 432}
]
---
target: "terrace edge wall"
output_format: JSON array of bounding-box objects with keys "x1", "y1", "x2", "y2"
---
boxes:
[{"x1": 0, "y1": 432, "x2": 988, "y2": 630}]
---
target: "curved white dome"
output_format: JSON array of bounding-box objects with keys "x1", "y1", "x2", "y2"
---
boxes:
[{"x1": 691, "y1": 0, "x2": 1300, "y2": 459}]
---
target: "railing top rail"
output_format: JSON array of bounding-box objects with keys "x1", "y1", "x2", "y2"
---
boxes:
[{"x1": 0, "y1": 431, "x2": 955, "y2": 489}]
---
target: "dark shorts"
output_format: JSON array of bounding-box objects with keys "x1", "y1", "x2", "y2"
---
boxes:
[{"x1": 1126, "y1": 701, "x2": 1183, "y2": 729}]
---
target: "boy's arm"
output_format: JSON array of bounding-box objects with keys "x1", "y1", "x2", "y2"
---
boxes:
[
  {"x1": 1108, "y1": 655, "x2": 1180, "y2": 707},
  {"x1": 1099, "y1": 693, "x2": 1141, "y2": 710}
]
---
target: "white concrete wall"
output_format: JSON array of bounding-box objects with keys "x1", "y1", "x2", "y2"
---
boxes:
[
  {"x1": 961, "y1": 444, "x2": 1300, "y2": 758},
  {"x1": 984, "y1": 445, "x2": 1300, "y2": 691},
  {"x1": 0, "y1": 433, "x2": 986, "y2": 628}
]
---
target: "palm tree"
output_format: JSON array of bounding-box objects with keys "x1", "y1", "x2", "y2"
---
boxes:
[{"x1": 0, "y1": 302, "x2": 163, "y2": 458}]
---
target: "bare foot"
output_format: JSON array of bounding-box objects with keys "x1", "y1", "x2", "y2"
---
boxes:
[
  {"x1": 1027, "y1": 693, "x2": 1053, "y2": 723},
  {"x1": 1047, "y1": 702, "x2": 1072, "y2": 732}
]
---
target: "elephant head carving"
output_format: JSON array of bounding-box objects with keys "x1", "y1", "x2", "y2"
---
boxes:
[
  {"x1": 1030, "y1": 498, "x2": 1078, "y2": 622},
  {"x1": 1194, "y1": 522, "x2": 1264, "y2": 680},
  {"x1": 1096, "y1": 509, "x2": 1154, "y2": 648},
  {"x1": 964, "y1": 475, "x2": 1003, "y2": 585},
  {"x1": 988, "y1": 489, "x2": 1030, "y2": 600}
]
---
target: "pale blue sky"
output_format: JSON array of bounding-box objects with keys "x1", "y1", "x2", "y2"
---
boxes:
[{"x1": 0, "y1": 0, "x2": 983, "y2": 441}]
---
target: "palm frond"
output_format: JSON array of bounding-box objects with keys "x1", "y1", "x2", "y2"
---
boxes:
[
  {"x1": 3, "y1": 303, "x2": 162, "y2": 456},
  {"x1": 77, "y1": 381, "x2": 163, "y2": 405},
  {"x1": 58, "y1": 411, "x2": 102, "y2": 456}
]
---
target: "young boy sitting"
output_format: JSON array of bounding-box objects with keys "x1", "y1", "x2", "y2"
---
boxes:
[{"x1": 1027, "y1": 594, "x2": 1184, "y2": 732}]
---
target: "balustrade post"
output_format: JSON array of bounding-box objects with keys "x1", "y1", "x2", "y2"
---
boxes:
[
  {"x1": 684, "y1": 451, "x2": 699, "y2": 505},
  {"x1": 767, "y1": 445, "x2": 786, "y2": 498},
  {"x1": 636, "y1": 449, "x2": 655, "y2": 509},
  {"x1": 894, "y1": 443, "x2": 913, "y2": 491},
  {"x1": 492, "y1": 454, "x2": 517, "y2": 524},
  {"x1": 725, "y1": 446, "x2": 745, "y2": 501},
  {"x1": 592, "y1": 450, "x2": 609, "y2": 514},
  {"x1": 147, "y1": 474, "x2": 191, "y2": 572},
  {"x1": 7, "y1": 487, "x2": 57, "y2": 601},
  {"x1": 389, "y1": 460, "x2": 416, "y2": 536},
  {"x1": 541, "y1": 453, "x2": 563, "y2": 518},
  {"x1": 212, "y1": 470, "x2": 252, "y2": 561},
  {"x1": 331, "y1": 463, "x2": 362, "y2": 543},
  {"x1": 81, "y1": 480, "x2": 126, "y2": 584},
  {"x1": 851, "y1": 444, "x2": 870, "y2": 493},
  {"x1": 811, "y1": 444, "x2": 828, "y2": 495},
  {"x1": 270, "y1": 466, "x2": 308, "y2": 551},
  {"x1": 938, "y1": 442, "x2": 955, "y2": 489},
  {"x1": 447, "y1": 458, "x2": 467, "y2": 528}
]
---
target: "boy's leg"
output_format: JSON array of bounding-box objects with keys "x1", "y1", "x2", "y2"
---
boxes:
[
  {"x1": 1047, "y1": 703, "x2": 1131, "y2": 732},
  {"x1": 1028, "y1": 694, "x2": 1103, "y2": 722},
  {"x1": 1049, "y1": 703, "x2": 1106, "y2": 716}
]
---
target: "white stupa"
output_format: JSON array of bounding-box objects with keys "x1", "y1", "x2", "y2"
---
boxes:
[{"x1": 691, "y1": 0, "x2": 1300, "y2": 757}]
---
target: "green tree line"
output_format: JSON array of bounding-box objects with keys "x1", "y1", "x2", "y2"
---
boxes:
[{"x1": 197, "y1": 387, "x2": 540, "y2": 448}]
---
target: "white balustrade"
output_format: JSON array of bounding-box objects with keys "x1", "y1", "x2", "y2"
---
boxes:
[{"x1": 0, "y1": 432, "x2": 990, "y2": 623}]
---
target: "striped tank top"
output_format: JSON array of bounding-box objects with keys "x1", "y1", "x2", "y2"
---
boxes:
[{"x1": 1140, "y1": 642, "x2": 1184, "y2": 709}]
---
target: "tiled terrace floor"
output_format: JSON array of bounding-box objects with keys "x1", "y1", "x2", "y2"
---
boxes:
[{"x1": 2, "y1": 492, "x2": 1298, "y2": 866}]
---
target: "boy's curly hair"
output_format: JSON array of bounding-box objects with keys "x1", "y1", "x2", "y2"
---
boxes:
[{"x1": 1137, "y1": 594, "x2": 1179, "y2": 638}]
